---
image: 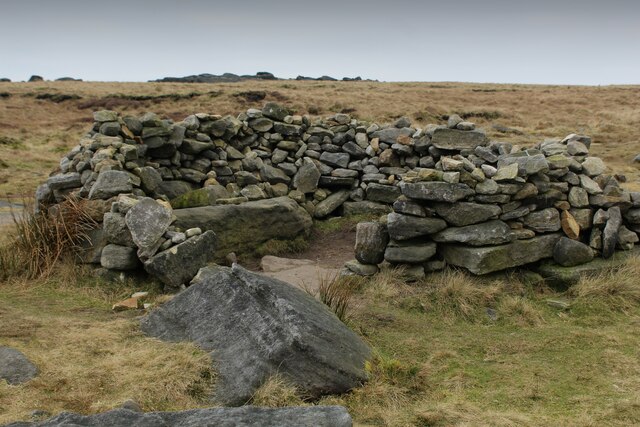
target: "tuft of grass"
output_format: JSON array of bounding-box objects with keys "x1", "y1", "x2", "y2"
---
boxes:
[
  {"x1": 250, "y1": 374, "x2": 305, "y2": 407},
  {"x1": 0, "y1": 197, "x2": 98, "y2": 280},
  {"x1": 425, "y1": 269, "x2": 502, "y2": 321},
  {"x1": 315, "y1": 273, "x2": 363, "y2": 322},
  {"x1": 497, "y1": 295, "x2": 545, "y2": 327},
  {"x1": 570, "y1": 256, "x2": 640, "y2": 314}
]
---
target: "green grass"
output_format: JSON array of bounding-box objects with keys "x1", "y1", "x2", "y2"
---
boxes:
[{"x1": 2, "y1": 251, "x2": 640, "y2": 425}]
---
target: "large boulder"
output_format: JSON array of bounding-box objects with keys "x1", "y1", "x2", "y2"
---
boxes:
[
  {"x1": 173, "y1": 197, "x2": 312, "y2": 258},
  {"x1": 0, "y1": 346, "x2": 37, "y2": 385},
  {"x1": 440, "y1": 233, "x2": 562, "y2": 275},
  {"x1": 144, "y1": 231, "x2": 218, "y2": 289},
  {"x1": 141, "y1": 265, "x2": 371, "y2": 406},
  {"x1": 6, "y1": 406, "x2": 352, "y2": 427}
]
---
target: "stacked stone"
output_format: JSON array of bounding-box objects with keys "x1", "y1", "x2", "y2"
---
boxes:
[
  {"x1": 83, "y1": 193, "x2": 217, "y2": 289},
  {"x1": 348, "y1": 123, "x2": 640, "y2": 279},
  {"x1": 37, "y1": 105, "x2": 486, "y2": 221},
  {"x1": 35, "y1": 104, "x2": 640, "y2": 280}
]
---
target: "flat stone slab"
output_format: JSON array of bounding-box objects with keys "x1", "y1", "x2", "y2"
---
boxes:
[
  {"x1": 431, "y1": 127, "x2": 488, "y2": 150},
  {"x1": 260, "y1": 255, "x2": 340, "y2": 294},
  {"x1": 141, "y1": 265, "x2": 370, "y2": 406},
  {"x1": 440, "y1": 233, "x2": 562, "y2": 275},
  {"x1": 0, "y1": 346, "x2": 37, "y2": 385},
  {"x1": 537, "y1": 246, "x2": 640, "y2": 287},
  {"x1": 5, "y1": 406, "x2": 352, "y2": 427}
]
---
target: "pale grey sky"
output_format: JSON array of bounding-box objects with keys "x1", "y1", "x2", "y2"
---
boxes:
[{"x1": 1, "y1": 0, "x2": 638, "y2": 84}]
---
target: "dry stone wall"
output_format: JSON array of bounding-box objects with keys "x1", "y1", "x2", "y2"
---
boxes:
[{"x1": 36, "y1": 103, "x2": 640, "y2": 285}]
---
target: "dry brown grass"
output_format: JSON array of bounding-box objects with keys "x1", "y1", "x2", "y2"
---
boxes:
[
  {"x1": 0, "y1": 197, "x2": 97, "y2": 280},
  {"x1": 1, "y1": 81, "x2": 640, "y2": 197},
  {"x1": 250, "y1": 374, "x2": 305, "y2": 408},
  {"x1": 570, "y1": 255, "x2": 640, "y2": 313},
  {"x1": 0, "y1": 273, "x2": 213, "y2": 425}
]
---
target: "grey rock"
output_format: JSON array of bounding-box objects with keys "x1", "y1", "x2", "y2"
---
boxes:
[
  {"x1": 343, "y1": 201, "x2": 392, "y2": 217},
  {"x1": 603, "y1": 206, "x2": 622, "y2": 258},
  {"x1": 46, "y1": 172, "x2": 82, "y2": 191},
  {"x1": 0, "y1": 346, "x2": 38, "y2": 385},
  {"x1": 441, "y1": 233, "x2": 562, "y2": 275},
  {"x1": 262, "y1": 102, "x2": 289, "y2": 121},
  {"x1": 523, "y1": 208, "x2": 561, "y2": 233},
  {"x1": 553, "y1": 237, "x2": 594, "y2": 267},
  {"x1": 581, "y1": 157, "x2": 606, "y2": 176},
  {"x1": 260, "y1": 164, "x2": 291, "y2": 185},
  {"x1": 370, "y1": 127, "x2": 413, "y2": 144},
  {"x1": 320, "y1": 152, "x2": 350, "y2": 169},
  {"x1": 140, "y1": 265, "x2": 370, "y2": 405},
  {"x1": 387, "y1": 212, "x2": 447, "y2": 240},
  {"x1": 342, "y1": 142, "x2": 367, "y2": 159},
  {"x1": 432, "y1": 220, "x2": 514, "y2": 246},
  {"x1": 100, "y1": 244, "x2": 139, "y2": 270},
  {"x1": 568, "y1": 186, "x2": 589, "y2": 208},
  {"x1": 400, "y1": 181, "x2": 475, "y2": 203},
  {"x1": 135, "y1": 166, "x2": 162, "y2": 194},
  {"x1": 125, "y1": 198, "x2": 173, "y2": 259},
  {"x1": 392, "y1": 198, "x2": 426, "y2": 217},
  {"x1": 624, "y1": 208, "x2": 640, "y2": 224},
  {"x1": 173, "y1": 197, "x2": 312, "y2": 258},
  {"x1": 433, "y1": 202, "x2": 501, "y2": 226},
  {"x1": 431, "y1": 128, "x2": 487, "y2": 150},
  {"x1": 89, "y1": 170, "x2": 133, "y2": 200},
  {"x1": 365, "y1": 183, "x2": 401, "y2": 204},
  {"x1": 99, "y1": 121, "x2": 121, "y2": 136},
  {"x1": 93, "y1": 110, "x2": 118, "y2": 122},
  {"x1": 144, "y1": 231, "x2": 217, "y2": 289},
  {"x1": 355, "y1": 222, "x2": 389, "y2": 264},
  {"x1": 12, "y1": 406, "x2": 352, "y2": 427},
  {"x1": 314, "y1": 190, "x2": 351, "y2": 218},
  {"x1": 497, "y1": 153, "x2": 549, "y2": 176},
  {"x1": 345, "y1": 260, "x2": 379, "y2": 276},
  {"x1": 103, "y1": 212, "x2": 135, "y2": 247},
  {"x1": 155, "y1": 180, "x2": 195, "y2": 200},
  {"x1": 384, "y1": 240, "x2": 437, "y2": 263},
  {"x1": 180, "y1": 138, "x2": 213, "y2": 155}
]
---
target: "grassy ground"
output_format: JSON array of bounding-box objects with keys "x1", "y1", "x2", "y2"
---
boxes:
[
  {"x1": 1, "y1": 250, "x2": 640, "y2": 425},
  {"x1": 1, "y1": 81, "x2": 640, "y2": 425},
  {"x1": 1, "y1": 80, "x2": 640, "y2": 197}
]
